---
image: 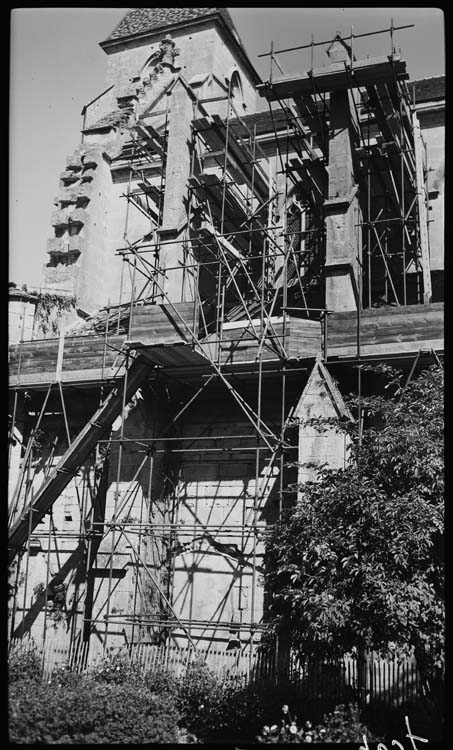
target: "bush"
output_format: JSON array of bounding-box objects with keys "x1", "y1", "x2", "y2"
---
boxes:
[
  {"x1": 144, "y1": 664, "x2": 179, "y2": 700},
  {"x1": 311, "y1": 703, "x2": 382, "y2": 743},
  {"x1": 175, "y1": 661, "x2": 302, "y2": 743},
  {"x1": 47, "y1": 664, "x2": 83, "y2": 688},
  {"x1": 9, "y1": 679, "x2": 180, "y2": 743},
  {"x1": 8, "y1": 642, "x2": 42, "y2": 684},
  {"x1": 8, "y1": 645, "x2": 388, "y2": 744},
  {"x1": 256, "y1": 702, "x2": 382, "y2": 743},
  {"x1": 90, "y1": 648, "x2": 143, "y2": 684}
]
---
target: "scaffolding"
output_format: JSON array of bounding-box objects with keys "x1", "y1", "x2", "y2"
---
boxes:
[
  {"x1": 8, "y1": 26, "x2": 441, "y2": 674},
  {"x1": 260, "y1": 22, "x2": 432, "y2": 309}
]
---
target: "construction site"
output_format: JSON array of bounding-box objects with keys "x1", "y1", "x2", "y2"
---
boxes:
[{"x1": 8, "y1": 8, "x2": 444, "y2": 683}]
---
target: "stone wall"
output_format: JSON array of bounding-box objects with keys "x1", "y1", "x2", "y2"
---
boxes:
[
  {"x1": 45, "y1": 145, "x2": 120, "y2": 314},
  {"x1": 9, "y1": 372, "x2": 307, "y2": 654},
  {"x1": 420, "y1": 113, "x2": 444, "y2": 272},
  {"x1": 99, "y1": 20, "x2": 256, "y2": 123}
]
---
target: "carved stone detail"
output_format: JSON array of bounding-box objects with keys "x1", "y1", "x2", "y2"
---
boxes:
[{"x1": 145, "y1": 34, "x2": 180, "y2": 81}]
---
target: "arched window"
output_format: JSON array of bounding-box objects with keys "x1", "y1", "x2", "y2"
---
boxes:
[{"x1": 229, "y1": 70, "x2": 245, "y2": 110}]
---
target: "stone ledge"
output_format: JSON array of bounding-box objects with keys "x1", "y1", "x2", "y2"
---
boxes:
[
  {"x1": 51, "y1": 207, "x2": 89, "y2": 228},
  {"x1": 60, "y1": 171, "x2": 79, "y2": 184},
  {"x1": 324, "y1": 185, "x2": 359, "y2": 212},
  {"x1": 54, "y1": 184, "x2": 93, "y2": 205},
  {"x1": 47, "y1": 236, "x2": 86, "y2": 255},
  {"x1": 66, "y1": 154, "x2": 83, "y2": 171}
]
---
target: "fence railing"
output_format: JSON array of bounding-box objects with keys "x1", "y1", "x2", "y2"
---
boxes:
[{"x1": 9, "y1": 638, "x2": 424, "y2": 710}]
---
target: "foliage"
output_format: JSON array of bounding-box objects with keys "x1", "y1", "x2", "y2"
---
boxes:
[
  {"x1": 8, "y1": 641, "x2": 42, "y2": 684},
  {"x1": 11, "y1": 644, "x2": 419, "y2": 743},
  {"x1": 90, "y1": 648, "x2": 144, "y2": 684},
  {"x1": 176, "y1": 659, "x2": 219, "y2": 732},
  {"x1": 265, "y1": 365, "x2": 444, "y2": 690},
  {"x1": 311, "y1": 703, "x2": 382, "y2": 743},
  {"x1": 144, "y1": 663, "x2": 179, "y2": 700},
  {"x1": 175, "y1": 659, "x2": 244, "y2": 741},
  {"x1": 8, "y1": 562, "x2": 24, "y2": 602},
  {"x1": 256, "y1": 702, "x2": 382, "y2": 743},
  {"x1": 35, "y1": 293, "x2": 76, "y2": 335},
  {"x1": 175, "y1": 660, "x2": 303, "y2": 743},
  {"x1": 47, "y1": 663, "x2": 83, "y2": 688},
  {"x1": 9, "y1": 677, "x2": 180, "y2": 744}
]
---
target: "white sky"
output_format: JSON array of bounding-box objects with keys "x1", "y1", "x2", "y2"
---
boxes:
[{"x1": 9, "y1": 7, "x2": 444, "y2": 288}]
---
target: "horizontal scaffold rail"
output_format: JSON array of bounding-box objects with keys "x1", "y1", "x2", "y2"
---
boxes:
[{"x1": 258, "y1": 53, "x2": 409, "y2": 99}]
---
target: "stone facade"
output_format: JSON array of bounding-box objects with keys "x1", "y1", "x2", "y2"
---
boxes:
[{"x1": 42, "y1": 11, "x2": 258, "y2": 318}]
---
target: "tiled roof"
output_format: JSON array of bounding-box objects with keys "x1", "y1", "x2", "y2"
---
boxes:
[
  {"x1": 85, "y1": 110, "x2": 132, "y2": 132},
  {"x1": 106, "y1": 7, "x2": 243, "y2": 48},
  {"x1": 102, "y1": 8, "x2": 260, "y2": 84},
  {"x1": 409, "y1": 75, "x2": 445, "y2": 103}
]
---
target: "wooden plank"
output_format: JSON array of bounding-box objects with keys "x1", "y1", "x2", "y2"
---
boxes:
[
  {"x1": 9, "y1": 342, "x2": 60, "y2": 356},
  {"x1": 328, "y1": 338, "x2": 444, "y2": 359},
  {"x1": 259, "y1": 55, "x2": 407, "y2": 99},
  {"x1": 288, "y1": 317, "x2": 322, "y2": 357},
  {"x1": 329, "y1": 316, "x2": 443, "y2": 338},
  {"x1": 60, "y1": 360, "x2": 119, "y2": 374},
  {"x1": 19, "y1": 346, "x2": 117, "y2": 365},
  {"x1": 328, "y1": 317, "x2": 444, "y2": 339},
  {"x1": 329, "y1": 309, "x2": 444, "y2": 327},
  {"x1": 331, "y1": 332, "x2": 443, "y2": 350},
  {"x1": 330, "y1": 302, "x2": 443, "y2": 321},
  {"x1": 328, "y1": 322, "x2": 444, "y2": 340},
  {"x1": 8, "y1": 303, "x2": 198, "y2": 379},
  {"x1": 9, "y1": 366, "x2": 126, "y2": 388},
  {"x1": 327, "y1": 320, "x2": 443, "y2": 342},
  {"x1": 59, "y1": 343, "x2": 118, "y2": 358},
  {"x1": 328, "y1": 329, "x2": 444, "y2": 349},
  {"x1": 61, "y1": 347, "x2": 120, "y2": 361},
  {"x1": 61, "y1": 338, "x2": 107, "y2": 351}
]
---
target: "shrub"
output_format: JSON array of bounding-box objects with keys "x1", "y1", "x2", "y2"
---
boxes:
[
  {"x1": 144, "y1": 664, "x2": 179, "y2": 700},
  {"x1": 8, "y1": 642, "x2": 42, "y2": 684},
  {"x1": 90, "y1": 648, "x2": 143, "y2": 684},
  {"x1": 311, "y1": 703, "x2": 382, "y2": 743},
  {"x1": 175, "y1": 661, "x2": 301, "y2": 743},
  {"x1": 9, "y1": 679, "x2": 180, "y2": 743},
  {"x1": 176, "y1": 659, "x2": 220, "y2": 739},
  {"x1": 47, "y1": 663, "x2": 83, "y2": 688},
  {"x1": 256, "y1": 702, "x2": 382, "y2": 743}
]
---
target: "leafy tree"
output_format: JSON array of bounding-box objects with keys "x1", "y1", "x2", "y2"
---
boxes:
[{"x1": 264, "y1": 365, "x2": 444, "y2": 694}]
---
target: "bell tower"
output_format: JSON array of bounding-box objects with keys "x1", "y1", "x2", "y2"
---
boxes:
[{"x1": 42, "y1": 8, "x2": 260, "y2": 313}]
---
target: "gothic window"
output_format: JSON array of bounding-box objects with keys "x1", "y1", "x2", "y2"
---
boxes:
[{"x1": 230, "y1": 70, "x2": 245, "y2": 110}]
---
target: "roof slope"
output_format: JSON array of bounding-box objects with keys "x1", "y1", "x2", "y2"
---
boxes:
[
  {"x1": 106, "y1": 7, "x2": 243, "y2": 47},
  {"x1": 102, "y1": 7, "x2": 260, "y2": 84}
]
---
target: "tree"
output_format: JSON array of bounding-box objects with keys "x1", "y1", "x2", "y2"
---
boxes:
[{"x1": 264, "y1": 364, "x2": 444, "y2": 693}]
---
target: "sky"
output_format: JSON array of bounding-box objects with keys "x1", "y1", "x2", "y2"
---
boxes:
[{"x1": 9, "y1": 7, "x2": 444, "y2": 288}]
